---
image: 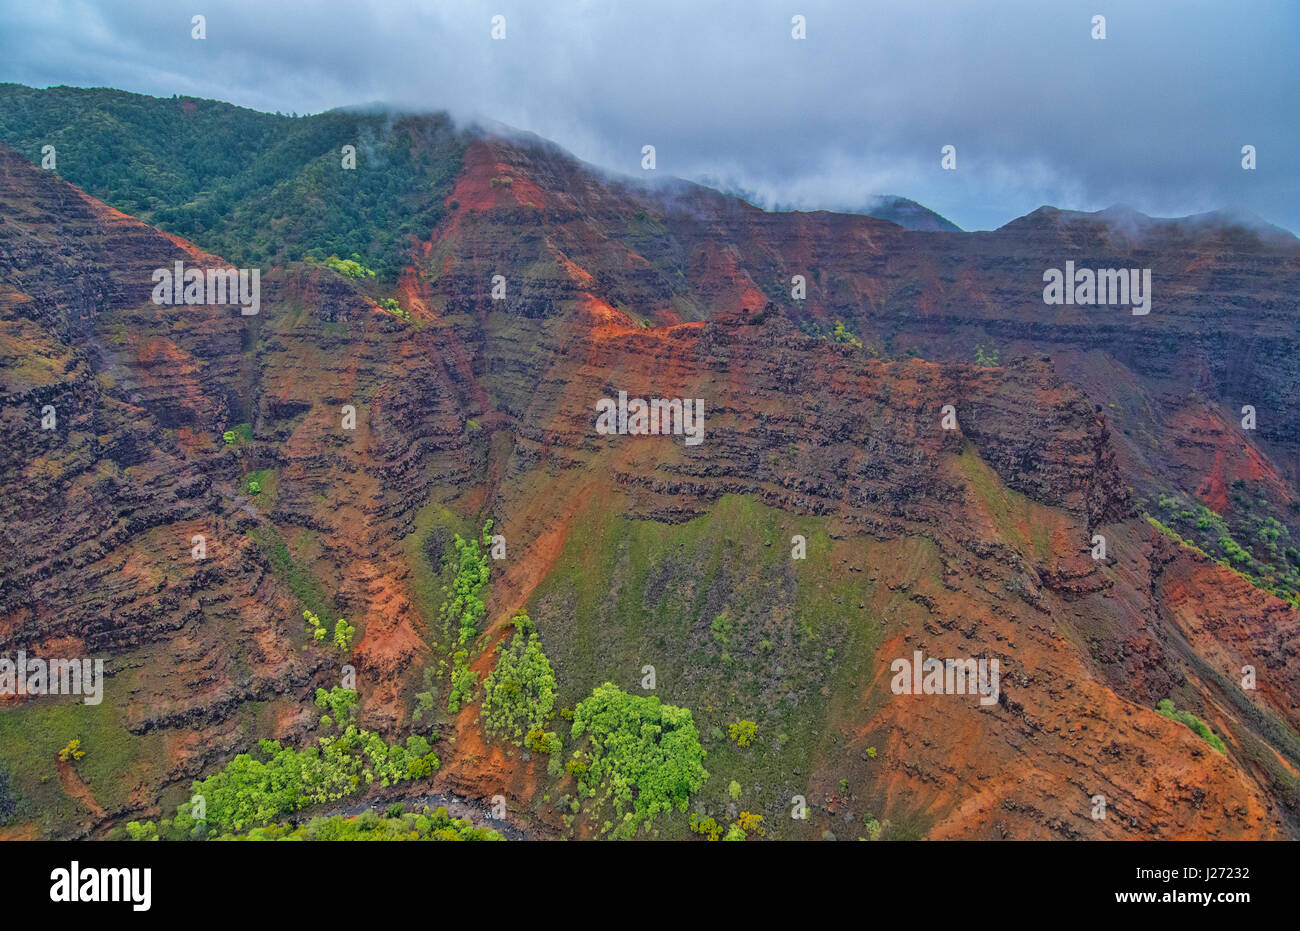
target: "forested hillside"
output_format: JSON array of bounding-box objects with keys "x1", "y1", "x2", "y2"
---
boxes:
[{"x1": 0, "y1": 84, "x2": 464, "y2": 276}]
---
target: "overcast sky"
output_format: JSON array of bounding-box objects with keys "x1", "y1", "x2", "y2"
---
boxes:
[{"x1": 1, "y1": 0, "x2": 1296, "y2": 231}]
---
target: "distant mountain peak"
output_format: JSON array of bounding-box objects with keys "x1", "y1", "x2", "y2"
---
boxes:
[
  {"x1": 840, "y1": 195, "x2": 963, "y2": 232},
  {"x1": 1001, "y1": 203, "x2": 1296, "y2": 241}
]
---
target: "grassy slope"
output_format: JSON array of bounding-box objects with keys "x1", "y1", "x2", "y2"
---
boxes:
[
  {"x1": 526, "y1": 493, "x2": 908, "y2": 839},
  {"x1": 0, "y1": 669, "x2": 166, "y2": 835}
]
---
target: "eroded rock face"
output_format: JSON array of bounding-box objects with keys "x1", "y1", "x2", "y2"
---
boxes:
[{"x1": 1, "y1": 134, "x2": 1298, "y2": 840}]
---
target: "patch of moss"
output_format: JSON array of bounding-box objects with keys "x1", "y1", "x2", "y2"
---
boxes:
[{"x1": 1155, "y1": 699, "x2": 1228, "y2": 754}]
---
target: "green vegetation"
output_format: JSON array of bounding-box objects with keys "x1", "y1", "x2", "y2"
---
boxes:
[
  {"x1": 405, "y1": 513, "x2": 497, "y2": 728},
  {"x1": 132, "y1": 804, "x2": 499, "y2": 842},
  {"x1": 301, "y1": 609, "x2": 353, "y2": 656},
  {"x1": 375, "y1": 297, "x2": 412, "y2": 322},
  {"x1": 526, "y1": 729, "x2": 563, "y2": 756},
  {"x1": 440, "y1": 521, "x2": 492, "y2": 646},
  {"x1": 710, "y1": 613, "x2": 733, "y2": 645},
  {"x1": 0, "y1": 675, "x2": 168, "y2": 829},
  {"x1": 728, "y1": 720, "x2": 757, "y2": 748},
  {"x1": 184, "y1": 730, "x2": 436, "y2": 833},
  {"x1": 402, "y1": 502, "x2": 469, "y2": 644},
  {"x1": 860, "y1": 813, "x2": 890, "y2": 841},
  {"x1": 323, "y1": 254, "x2": 376, "y2": 279},
  {"x1": 242, "y1": 469, "x2": 276, "y2": 507},
  {"x1": 1155, "y1": 699, "x2": 1228, "y2": 754},
  {"x1": 689, "y1": 813, "x2": 723, "y2": 840},
  {"x1": 568, "y1": 683, "x2": 707, "y2": 838},
  {"x1": 974, "y1": 341, "x2": 1000, "y2": 366},
  {"x1": 333, "y1": 618, "x2": 356, "y2": 654},
  {"x1": 796, "y1": 318, "x2": 882, "y2": 353},
  {"x1": 268, "y1": 806, "x2": 500, "y2": 841},
  {"x1": 446, "y1": 651, "x2": 477, "y2": 714},
  {"x1": 529, "y1": 493, "x2": 896, "y2": 839},
  {"x1": 221, "y1": 422, "x2": 253, "y2": 445},
  {"x1": 0, "y1": 85, "x2": 466, "y2": 278},
  {"x1": 481, "y1": 613, "x2": 558, "y2": 748},
  {"x1": 735, "y1": 811, "x2": 764, "y2": 837},
  {"x1": 133, "y1": 690, "x2": 441, "y2": 837},
  {"x1": 1148, "y1": 491, "x2": 1300, "y2": 608},
  {"x1": 831, "y1": 320, "x2": 863, "y2": 348},
  {"x1": 957, "y1": 447, "x2": 1053, "y2": 561},
  {"x1": 249, "y1": 526, "x2": 334, "y2": 622},
  {"x1": 303, "y1": 609, "x2": 328, "y2": 643},
  {"x1": 411, "y1": 668, "x2": 442, "y2": 728},
  {"x1": 314, "y1": 688, "x2": 359, "y2": 731}
]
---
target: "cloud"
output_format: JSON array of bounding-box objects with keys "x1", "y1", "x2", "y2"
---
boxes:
[{"x1": 1, "y1": 0, "x2": 1295, "y2": 231}]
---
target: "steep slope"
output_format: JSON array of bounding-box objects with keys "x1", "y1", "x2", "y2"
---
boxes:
[
  {"x1": 0, "y1": 143, "x2": 478, "y2": 833},
  {"x1": 0, "y1": 84, "x2": 464, "y2": 276},
  {"x1": 1, "y1": 99, "x2": 1298, "y2": 842},
  {"x1": 406, "y1": 137, "x2": 1300, "y2": 838}
]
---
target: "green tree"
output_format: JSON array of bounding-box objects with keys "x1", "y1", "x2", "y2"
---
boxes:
[
  {"x1": 440, "y1": 522, "x2": 492, "y2": 645},
  {"x1": 569, "y1": 683, "x2": 708, "y2": 838},
  {"x1": 481, "y1": 613, "x2": 558, "y2": 746},
  {"x1": 333, "y1": 618, "x2": 355, "y2": 654}
]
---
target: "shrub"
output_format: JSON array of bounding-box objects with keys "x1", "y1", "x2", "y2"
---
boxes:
[
  {"x1": 689, "y1": 813, "x2": 723, "y2": 841},
  {"x1": 446, "y1": 651, "x2": 477, "y2": 713},
  {"x1": 333, "y1": 618, "x2": 355, "y2": 654},
  {"x1": 125, "y1": 821, "x2": 158, "y2": 841},
  {"x1": 728, "y1": 720, "x2": 758, "y2": 748},
  {"x1": 710, "y1": 613, "x2": 733, "y2": 645},
  {"x1": 376, "y1": 297, "x2": 411, "y2": 322},
  {"x1": 324, "y1": 254, "x2": 376, "y2": 279},
  {"x1": 736, "y1": 811, "x2": 765, "y2": 837},
  {"x1": 1155, "y1": 699, "x2": 1227, "y2": 754},
  {"x1": 831, "y1": 320, "x2": 862, "y2": 348}
]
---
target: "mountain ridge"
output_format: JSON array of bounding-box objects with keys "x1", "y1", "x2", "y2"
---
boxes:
[
  {"x1": 6, "y1": 84, "x2": 1292, "y2": 254},
  {"x1": 1, "y1": 89, "x2": 1299, "y2": 841}
]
